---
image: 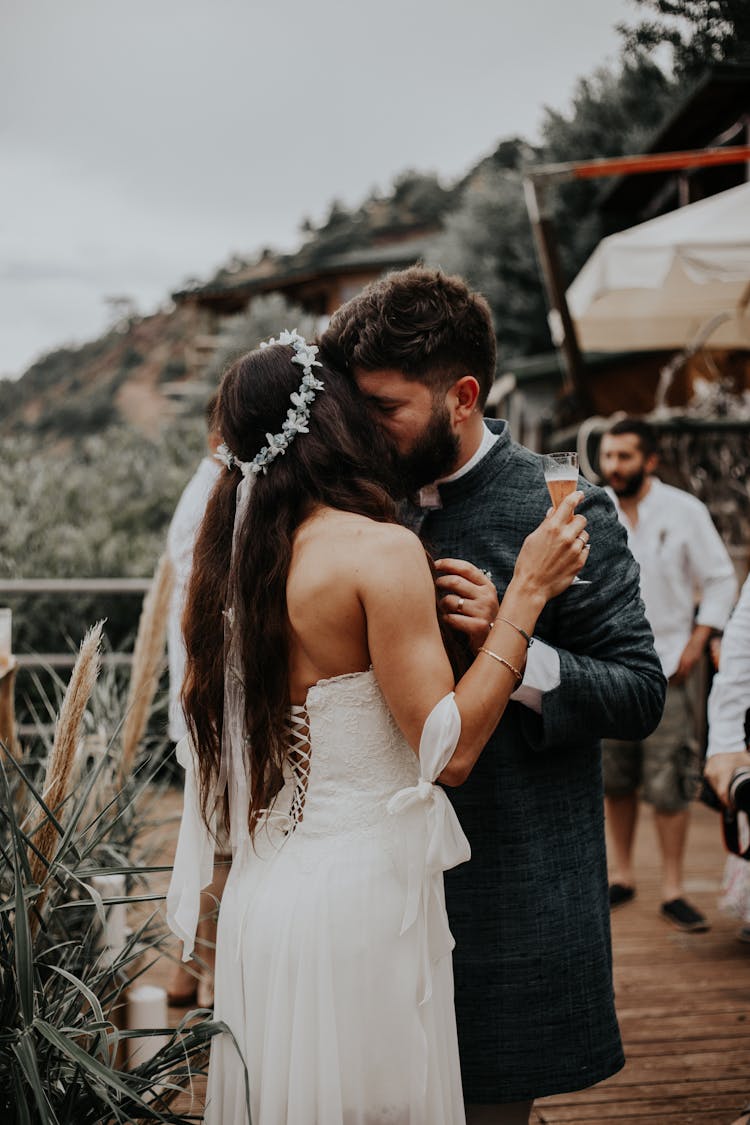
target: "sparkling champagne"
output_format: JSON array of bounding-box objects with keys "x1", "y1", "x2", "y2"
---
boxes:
[{"x1": 546, "y1": 476, "x2": 577, "y2": 510}]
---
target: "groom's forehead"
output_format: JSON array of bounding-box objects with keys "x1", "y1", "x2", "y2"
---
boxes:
[{"x1": 354, "y1": 367, "x2": 432, "y2": 403}]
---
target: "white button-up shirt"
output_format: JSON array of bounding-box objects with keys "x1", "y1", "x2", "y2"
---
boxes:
[
  {"x1": 706, "y1": 573, "x2": 750, "y2": 758},
  {"x1": 166, "y1": 455, "x2": 221, "y2": 742},
  {"x1": 605, "y1": 478, "x2": 737, "y2": 679}
]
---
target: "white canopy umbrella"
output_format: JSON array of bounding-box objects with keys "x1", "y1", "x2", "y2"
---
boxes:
[{"x1": 567, "y1": 182, "x2": 750, "y2": 352}]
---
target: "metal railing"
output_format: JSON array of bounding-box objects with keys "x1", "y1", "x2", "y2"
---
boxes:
[
  {"x1": 0, "y1": 578, "x2": 154, "y2": 738},
  {"x1": 0, "y1": 576, "x2": 152, "y2": 669}
]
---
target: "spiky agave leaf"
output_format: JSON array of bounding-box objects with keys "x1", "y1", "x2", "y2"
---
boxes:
[{"x1": 0, "y1": 741, "x2": 238, "y2": 1124}]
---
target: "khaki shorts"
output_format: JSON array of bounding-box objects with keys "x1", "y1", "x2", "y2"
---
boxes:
[{"x1": 602, "y1": 681, "x2": 701, "y2": 813}]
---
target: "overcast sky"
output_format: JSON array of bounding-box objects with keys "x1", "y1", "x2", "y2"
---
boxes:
[{"x1": 1, "y1": 0, "x2": 639, "y2": 380}]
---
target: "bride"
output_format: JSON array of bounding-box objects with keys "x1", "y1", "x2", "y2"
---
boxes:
[{"x1": 167, "y1": 331, "x2": 588, "y2": 1125}]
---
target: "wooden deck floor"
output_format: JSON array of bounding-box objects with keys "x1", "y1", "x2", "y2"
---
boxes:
[
  {"x1": 534, "y1": 802, "x2": 750, "y2": 1124},
  {"x1": 146, "y1": 795, "x2": 750, "y2": 1124}
]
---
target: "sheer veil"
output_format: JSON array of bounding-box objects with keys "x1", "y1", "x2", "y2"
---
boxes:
[{"x1": 219, "y1": 472, "x2": 255, "y2": 853}]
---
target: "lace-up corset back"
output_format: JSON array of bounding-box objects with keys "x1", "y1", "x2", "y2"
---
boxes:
[{"x1": 277, "y1": 669, "x2": 419, "y2": 838}]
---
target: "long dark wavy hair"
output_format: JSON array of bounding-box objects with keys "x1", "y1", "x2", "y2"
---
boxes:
[{"x1": 182, "y1": 343, "x2": 408, "y2": 838}]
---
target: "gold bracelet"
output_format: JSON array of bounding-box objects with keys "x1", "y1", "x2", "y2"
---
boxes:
[
  {"x1": 477, "y1": 647, "x2": 523, "y2": 684},
  {"x1": 495, "y1": 617, "x2": 533, "y2": 647}
]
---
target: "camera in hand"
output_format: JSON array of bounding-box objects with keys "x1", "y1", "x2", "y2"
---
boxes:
[
  {"x1": 728, "y1": 767, "x2": 750, "y2": 813},
  {"x1": 701, "y1": 766, "x2": 750, "y2": 860}
]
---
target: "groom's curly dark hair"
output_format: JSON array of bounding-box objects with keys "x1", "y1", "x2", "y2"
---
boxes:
[{"x1": 319, "y1": 266, "x2": 497, "y2": 407}]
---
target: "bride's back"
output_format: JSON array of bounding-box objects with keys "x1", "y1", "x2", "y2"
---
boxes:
[{"x1": 286, "y1": 507, "x2": 391, "y2": 704}]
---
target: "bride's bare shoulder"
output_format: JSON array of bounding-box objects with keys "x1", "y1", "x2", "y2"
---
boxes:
[{"x1": 305, "y1": 509, "x2": 423, "y2": 556}]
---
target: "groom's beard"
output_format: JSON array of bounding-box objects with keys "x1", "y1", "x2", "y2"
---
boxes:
[{"x1": 393, "y1": 401, "x2": 460, "y2": 492}]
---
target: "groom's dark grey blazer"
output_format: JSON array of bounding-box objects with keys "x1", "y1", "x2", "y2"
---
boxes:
[{"x1": 418, "y1": 420, "x2": 665, "y2": 1104}]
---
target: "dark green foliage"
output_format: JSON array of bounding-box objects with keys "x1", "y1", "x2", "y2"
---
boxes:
[
  {"x1": 0, "y1": 423, "x2": 204, "y2": 657},
  {"x1": 33, "y1": 386, "x2": 120, "y2": 437},
  {"x1": 431, "y1": 58, "x2": 677, "y2": 359},
  {"x1": 158, "y1": 359, "x2": 187, "y2": 384},
  {"x1": 11, "y1": 337, "x2": 118, "y2": 405},
  {"x1": 619, "y1": 1, "x2": 750, "y2": 79},
  {"x1": 430, "y1": 168, "x2": 551, "y2": 361},
  {"x1": 0, "y1": 729, "x2": 233, "y2": 1123},
  {"x1": 540, "y1": 57, "x2": 678, "y2": 273}
]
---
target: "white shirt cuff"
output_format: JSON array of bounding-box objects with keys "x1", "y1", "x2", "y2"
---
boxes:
[{"x1": 510, "y1": 638, "x2": 561, "y2": 714}]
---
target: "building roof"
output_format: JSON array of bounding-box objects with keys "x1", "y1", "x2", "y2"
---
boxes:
[
  {"x1": 500, "y1": 349, "x2": 661, "y2": 386},
  {"x1": 600, "y1": 64, "x2": 750, "y2": 219},
  {"x1": 173, "y1": 232, "x2": 436, "y2": 307}
]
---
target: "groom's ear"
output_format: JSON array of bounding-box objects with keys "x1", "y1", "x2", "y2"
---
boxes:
[{"x1": 448, "y1": 375, "x2": 481, "y2": 423}]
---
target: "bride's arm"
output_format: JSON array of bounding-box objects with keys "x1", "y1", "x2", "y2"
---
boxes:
[{"x1": 362, "y1": 491, "x2": 587, "y2": 785}]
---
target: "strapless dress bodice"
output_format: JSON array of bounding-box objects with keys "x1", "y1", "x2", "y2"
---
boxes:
[{"x1": 269, "y1": 668, "x2": 420, "y2": 839}]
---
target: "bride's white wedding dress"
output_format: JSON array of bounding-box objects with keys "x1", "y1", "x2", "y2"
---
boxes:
[{"x1": 168, "y1": 669, "x2": 470, "y2": 1125}]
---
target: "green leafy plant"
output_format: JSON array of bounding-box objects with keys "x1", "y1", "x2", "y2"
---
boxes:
[{"x1": 0, "y1": 626, "x2": 246, "y2": 1123}]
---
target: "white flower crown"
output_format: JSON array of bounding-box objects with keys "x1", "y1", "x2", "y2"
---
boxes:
[{"x1": 215, "y1": 329, "x2": 325, "y2": 477}]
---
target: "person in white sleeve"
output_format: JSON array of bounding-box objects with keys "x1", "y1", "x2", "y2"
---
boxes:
[
  {"x1": 167, "y1": 396, "x2": 221, "y2": 742},
  {"x1": 704, "y1": 571, "x2": 750, "y2": 1125},
  {"x1": 600, "y1": 418, "x2": 737, "y2": 932},
  {"x1": 704, "y1": 572, "x2": 750, "y2": 939},
  {"x1": 165, "y1": 395, "x2": 226, "y2": 1008}
]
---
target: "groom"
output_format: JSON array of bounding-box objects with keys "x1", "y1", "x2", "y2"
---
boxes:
[{"x1": 320, "y1": 268, "x2": 666, "y2": 1125}]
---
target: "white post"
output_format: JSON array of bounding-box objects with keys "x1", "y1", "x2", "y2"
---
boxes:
[
  {"x1": 126, "y1": 984, "x2": 170, "y2": 1067},
  {"x1": 91, "y1": 873, "x2": 127, "y2": 967},
  {"x1": 0, "y1": 608, "x2": 11, "y2": 670}
]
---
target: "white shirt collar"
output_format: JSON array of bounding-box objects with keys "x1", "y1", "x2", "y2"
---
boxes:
[{"x1": 439, "y1": 423, "x2": 499, "y2": 483}]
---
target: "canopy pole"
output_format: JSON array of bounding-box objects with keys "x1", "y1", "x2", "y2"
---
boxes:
[{"x1": 523, "y1": 178, "x2": 592, "y2": 415}]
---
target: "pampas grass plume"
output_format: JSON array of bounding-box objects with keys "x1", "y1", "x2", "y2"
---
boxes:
[
  {"x1": 29, "y1": 621, "x2": 103, "y2": 894},
  {"x1": 119, "y1": 553, "x2": 174, "y2": 783}
]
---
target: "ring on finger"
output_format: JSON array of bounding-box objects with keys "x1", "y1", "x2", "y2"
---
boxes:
[{"x1": 456, "y1": 597, "x2": 465, "y2": 613}]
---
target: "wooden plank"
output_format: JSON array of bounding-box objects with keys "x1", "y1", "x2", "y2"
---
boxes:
[
  {"x1": 538, "y1": 801, "x2": 750, "y2": 1123},
  {"x1": 539, "y1": 1077, "x2": 747, "y2": 1104},
  {"x1": 537, "y1": 1099, "x2": 742, "y2": 1122}
]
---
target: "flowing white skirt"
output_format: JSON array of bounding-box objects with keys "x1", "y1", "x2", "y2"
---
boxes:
[{"x1": 205, "y1": 823, "x2": 465, "y2": 1125}]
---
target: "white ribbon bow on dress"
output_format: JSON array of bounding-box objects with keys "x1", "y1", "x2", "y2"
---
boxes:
[{"x1": 387, "y1": 693, "x2": 471, "y2": 1006}]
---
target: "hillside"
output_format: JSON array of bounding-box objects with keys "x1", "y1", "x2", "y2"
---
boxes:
[
  {"x1": 0, "y1": 170, "x2": 463, "y2": 447},
  {"x1": 0, "y1": 302, "x2": 209, "y2": 444}
]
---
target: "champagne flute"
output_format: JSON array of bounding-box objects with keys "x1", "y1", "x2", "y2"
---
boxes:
[{"x1": 542, "y1": 452, "x2": 591, "y2": 585}]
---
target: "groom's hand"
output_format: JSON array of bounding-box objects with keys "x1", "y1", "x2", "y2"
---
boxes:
[{"x1": 434, "y1": 558, "x2": 499, "y2": 653}]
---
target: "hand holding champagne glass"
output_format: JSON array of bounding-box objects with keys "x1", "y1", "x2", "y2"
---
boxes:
[{"x1": 543, "y1": 452, "x2": 591, "y2": 585}]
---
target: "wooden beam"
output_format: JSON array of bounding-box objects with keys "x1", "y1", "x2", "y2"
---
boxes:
[
  {"x1": 527, "y1": 143, "x2": 750, "y2": 184},
  {"x1": 523, "y1": 178, "x2": 592, "y2": 415}
]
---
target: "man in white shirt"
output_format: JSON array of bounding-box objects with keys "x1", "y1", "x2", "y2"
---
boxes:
[{"x1": 600, "y1": 418, "x2": 737, "y2": 932}]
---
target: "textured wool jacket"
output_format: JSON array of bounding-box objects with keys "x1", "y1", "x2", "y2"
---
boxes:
[{"x1": 418, "y1": 421, "x2": 666, "y2": 1103}]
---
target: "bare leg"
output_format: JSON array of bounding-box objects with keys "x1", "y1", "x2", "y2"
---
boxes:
[
  {"x1": 166, "y1": 955, "x2": 198, "y2": 1005},
  {"x1": 465, "y1": 1102, "x2": 532, "y2": 1124},
  {"x1": 194, "y1": 854, "x2": 231, "y2": 1008},
  {"x1": 654, "y1": 808, "x2": 689, "y2": 902},
  {"x1": 604, "y1": 791, "x2": 639, "y2": 889}
]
